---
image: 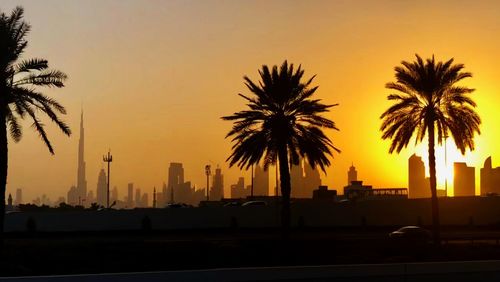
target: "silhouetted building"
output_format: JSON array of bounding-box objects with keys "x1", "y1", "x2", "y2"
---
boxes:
[
  {"x1": 67, "y1": 185, "x2": 78, "y2": 205},
  {"x1": 127, "y1": 183, "x2": 134, "y2": 208},
  {"x1": 348, "y1": 164, "x2": 357, "y2": 185},
  {"x1": 231, "y1": 177, "x2": 246, "y2": 198},
  {"x1": 96, "y1": 169, "x2": 107, "y2": 207},
  {"x1": 210, "y1": 166, "x2": 224, "y2": 200},
  {"x1": 481, "y1": 156, "x2": 500, "y2": 195},
  {"x1": 15, "y1": 188, "x2": 22, "y2": 205},
  {"x1": 253, "y1": 165, "x2": 269, "y2": 196},
  {"x1": 304, "y1": 162, "x2": 321, "y2": 197},
  {"x1": 291, "y1": 158, "x2": 321, "y2": 198},
  {"x1": 75, "y1": 111, "x2": 87, "y2": 206},
  {"x1": 408, "y1": 154, "x2": 430, "y2": 198},
  {"x1": 141, "y1": 192, "x2": 149, "y2": 207},
  {"x1": 454, "y1": 162, "x2": 475, "y2": 196},
  {"x1": 166, "y1": 162, "x2": 202, "y2": 205},
  {"x1": 87, "y1": 190, "x2": 95, "y2": 204},
  {"x1": 134, "y1": 188, "x2": 142, "y2": 207},
  {"x1": 313, "y1": 185, "x2": 337, "y2": 200},
  {"x1": 111, "y1": 186, "x2": 118, "y2": 204}
]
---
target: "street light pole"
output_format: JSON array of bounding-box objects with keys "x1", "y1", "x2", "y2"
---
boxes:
[
  {"x1": 103, "y1": 150, "x2": 113, "y2": 208},
  {"x1": 205, "y1": 165, "x2": 211, "y2": 201}
]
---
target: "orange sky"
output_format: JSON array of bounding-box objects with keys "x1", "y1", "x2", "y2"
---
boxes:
[{"x1": 2, "y1": 0, "x2": 500, "y2": 202}]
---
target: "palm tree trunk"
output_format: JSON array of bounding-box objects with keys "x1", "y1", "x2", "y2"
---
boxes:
[
  {"x1": 428, "y1": 120, "x2": 441, "y2": 245},
  {"x1": 278, "y1": 144, "x2": 291, "y2": 237},
  {"x1": 0, "y1": 108, "x2": 7, "y2": 246}
]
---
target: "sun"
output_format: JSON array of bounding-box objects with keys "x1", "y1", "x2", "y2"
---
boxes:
[{"x1": 415, "y1": 139, "x2": 471, "y2": 197}]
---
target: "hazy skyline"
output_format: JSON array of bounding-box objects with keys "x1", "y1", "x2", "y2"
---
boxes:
[{"x1": 3, "y1": 0, "x2": 500, "y2": 202}]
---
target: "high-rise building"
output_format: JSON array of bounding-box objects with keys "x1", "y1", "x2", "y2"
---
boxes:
[
  {"x1": 135, "y1": 188, "x2": 142, "y2": 207},
  {"x1": 111, "y1": 186, "x2": 118, "y2": 204},
  {"x1": 141, "y1": 192, "x2": 149, "y2": 207},
  {"x1": 480, "y1": 156, "x2": 500, "y2": 195},
  {"x1": 15, "y1": 188, "x2": 22, "y2": 205},
  {"x1": 87, "y1": 190, "x2": 95, "y2": 204},
  {"x1": 167, "y1": 162, "x2": 199, "y2": 204},
  {"x1": 290, "y1": 158, "x2": 321, "y2": 198},
  {"x1": 67, "y1": 185, "x2": 78, "y2": 205},
  {"x1": 348, "y1": 164, "x2": 357, "y2": 185},
  {"x1": 454, "y1": 162, "x2": 475, "y2": 196},
  {"x1": 253, "y1": 165, "x2": 269, "y2": 196},
  {"x1": 210, "y1": 166, "x2": 224, "y2": 200},
  {"x1": 96, "y1": 169, "x2": 107, "y2": 207},
  {"x1": 127, "y1": 183, "x2": 134, "y2": 208},
  {"x1": 303, "y1": 162, "x2": 321, "y2": 198},
  {"x1": 76, "y1": 111, "x2": 87, "y2": 206},
  {"x1": 408, "y1": 154, "x2": 431, "y2": 198},
  {"x1": 231, "y1": 177, "x2": 246, "y2": 199}
]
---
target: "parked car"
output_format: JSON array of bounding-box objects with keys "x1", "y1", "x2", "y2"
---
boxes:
[
  {"x1": 389, "y1": 226, "x2": 432, "y2": 243},
  {"x1": 241, "y1": 200, "x2": 267, "y2": 207}
]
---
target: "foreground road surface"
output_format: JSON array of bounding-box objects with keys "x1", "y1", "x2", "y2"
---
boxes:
[{"x1": 1, "y1": 260, "x2": 500, "y2": 281}]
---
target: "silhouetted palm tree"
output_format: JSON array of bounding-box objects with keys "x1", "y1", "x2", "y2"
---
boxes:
[
  {"x1": 222, "y1": 61, "x2": 339, "y2": 233},
  {"x1": 0, "y1": 7, "x2": 70, "y2": 236},
  {"x1": 381, "y1": 54, "x2": 480, "y2": 245}
]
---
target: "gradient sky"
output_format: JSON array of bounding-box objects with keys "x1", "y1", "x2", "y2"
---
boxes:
[{"x1": 2, "y1": 0, "x2": 500, "y2": 202}]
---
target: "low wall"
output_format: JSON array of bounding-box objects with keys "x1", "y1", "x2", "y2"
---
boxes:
[{"x1": 5, "y1": 196, "x2": 500, "y2": 232}]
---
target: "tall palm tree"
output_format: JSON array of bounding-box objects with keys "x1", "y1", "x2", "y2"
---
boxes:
[
  {"x1": 222, "y1": 61, "x2": 339, "y2": 233},
  {"x1": 0, "y1": 7, "x2": 70, "y2": 235},
  {"x1": 380, "y1": 54, "x2": 480, "y2": 245}
]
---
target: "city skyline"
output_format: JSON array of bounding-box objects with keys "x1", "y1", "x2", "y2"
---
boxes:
[{"x1": 3, "y1": 0, "x2": 500, "y2": 202}]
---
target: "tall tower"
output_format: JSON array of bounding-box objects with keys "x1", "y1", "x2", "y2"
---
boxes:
[
  {"x1": 347, "y1": 164, "x2": 357, "y2": 185},
  {"x1": 76, "y1": 111, "x2": 87, "y2": 205}
]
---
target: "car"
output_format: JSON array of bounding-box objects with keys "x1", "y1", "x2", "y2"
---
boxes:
[
  {"x1": 223, "y1": 201, "x2": 241, "y2": 207},
  {"x1": 389, "y1": 226, "x2": 432, "y2": 243},
  {"x1": 241, "y1": 200, "x2": 267, "y2": 207}
]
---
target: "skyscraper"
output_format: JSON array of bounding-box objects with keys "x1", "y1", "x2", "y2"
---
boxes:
[
  {"x1": 290, "y1": 158, "x2": 321, "y2": 198},
  {"x1": 480, "y1": 156, "x2": 500, "y2": 195},
  {"x1": 135, "y1": 188, "x2": 142, "y2": 207},
  {"x1": 15, "y1": 188, "x2": 22, "y2": 205},
  {"x1": 96, "y1": 169, "x2": 107, "y2": 207},
  {"x1": 210, "y1": 166, "x2": 224, "y2": 200},
  {"x1": 253, "y1": 165, "x2": 269, "y2": 196},
  {"x1": 231, "y1": 177, "x2": 246, "y2": 198},
  {"x1": 127, "y1": 183, "x2": 134, "y2": 208},
  {"x1": 76, "y1": 111, "x2": 87, "y2": 205},
  {"x1": 348, "y1": 164, "x2": 357, "y2": 185},
  {"x1": 408, "y1": 154, "x2": 431, "y2": 198},
  {"x1": 168, "y1": 163, "x2": 185, "y2": 203},
  {"x1": 454, "y1": 162, "x2": 475, "y2": 196},
  {"x1": 303, "y1": 162, "x2": 321, "y2": 198}
]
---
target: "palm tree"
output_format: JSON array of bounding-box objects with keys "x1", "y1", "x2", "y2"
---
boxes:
[
  {"x1": 380, "y1": 54, "x2": 480, "y2": 245},
  {"x1": 222, "y1": 61, "x2": 339, "y2": 233},
  {"x1": 0, "y1": 7, "x2": 70, "y2": 235}
]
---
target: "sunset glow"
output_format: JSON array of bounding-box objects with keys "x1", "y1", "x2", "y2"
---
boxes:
[{"x1": 1, "y1": 0, "x2": 499, "y2": 202}]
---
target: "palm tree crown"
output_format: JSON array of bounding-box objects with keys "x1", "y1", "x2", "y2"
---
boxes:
[
  {"x1": 381, "y1": 54, "x2": 480, "y2": 153},
  {"x1": 1, "y1": 6, "x2": 70, "y2": 153},
  {"x1": 223, "y1": 61, "x2": 339, "y2": 171}
]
